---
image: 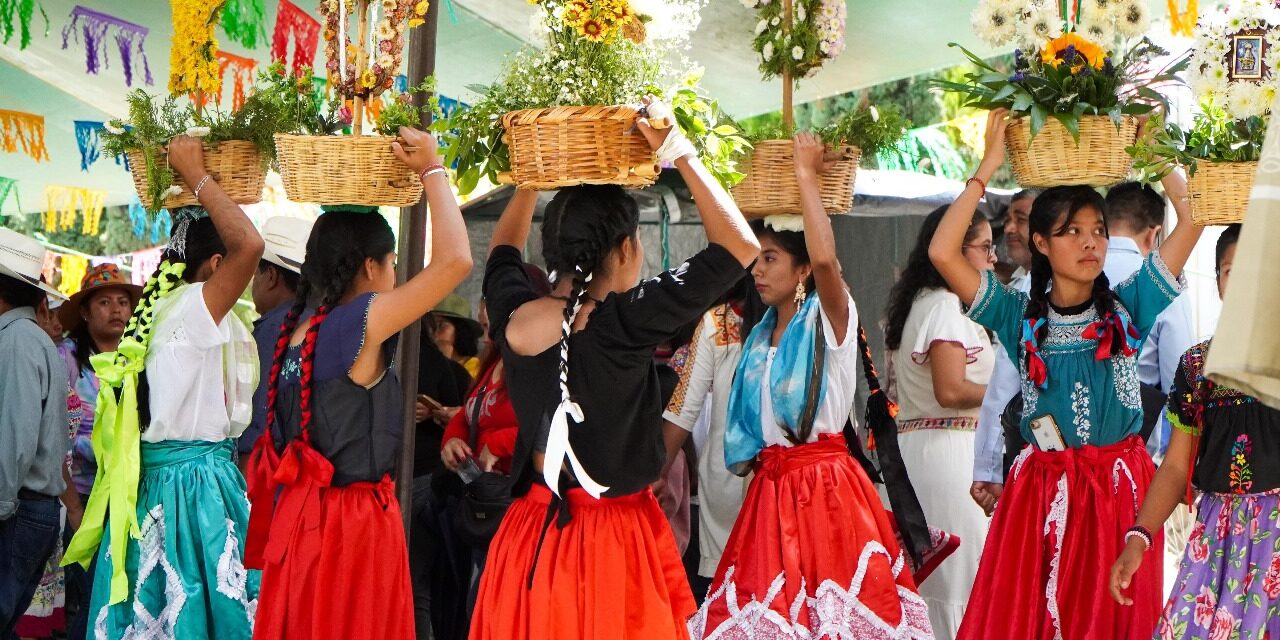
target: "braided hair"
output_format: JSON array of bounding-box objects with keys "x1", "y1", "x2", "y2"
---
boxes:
[
  {"x1": 1023, "y1": 186, "x2": 1120, "y2": 380},
  {"x1": 130, "y1": 210, "x2": 226, "y2": 429},
  {"x1": 884, "y1": 206, "x2": 988, "y2": 350},
  {"x1": 540, "y1": 185, "x2": 640, "y2": 421},
  {"x1": 265, "y1": 209, "x2": 395, "y2": 443}
]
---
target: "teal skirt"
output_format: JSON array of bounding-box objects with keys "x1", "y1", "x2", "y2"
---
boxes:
[{"x1": 88, "y1": 439, "x2": 260, "y2": 639}]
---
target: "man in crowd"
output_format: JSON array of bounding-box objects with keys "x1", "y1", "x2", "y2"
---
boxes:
[{"x1": 0, "y1": 228, "x2": 70, "y2": 634}]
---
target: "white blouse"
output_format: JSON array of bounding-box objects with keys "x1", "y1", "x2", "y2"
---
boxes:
[
  {"x1": 760, "y1": 291, "x2": 861, "y2": 447},
  {"x1": 888, "y1": 287, "x2": 994, "y2": 424},
  {"x1": 142, "y1": 283, "x2": 248, "y2": 442}
]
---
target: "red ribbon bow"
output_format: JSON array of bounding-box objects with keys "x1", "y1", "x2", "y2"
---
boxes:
[{"x1": 1082, "y1": 312, "x2": 1140, "y2": 361}]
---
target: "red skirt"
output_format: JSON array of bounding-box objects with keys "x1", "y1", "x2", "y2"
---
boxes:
[
  {"x1": 469, "y1": 483, "x2": 695, "y2": 640},
  {"x1": 957, "y1": 436, "x2": 1161, "y2": 640},
  {"x1": 251, "y1": 441, "x2": 414, "y2": 640},
  {"x1": 690, "y1": 436, "x2": 933, "y2": 639}
]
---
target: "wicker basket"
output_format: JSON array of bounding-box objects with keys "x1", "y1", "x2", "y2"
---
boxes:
[
  {"x1": 126, "y1": 140, "x2": 266, "y2": 209},
  {"x1": 1005, "y1": 116, "x2": 1138, "y2": 188},
  {"x1": 1188, "y1": 160, "x2": 1258, "y2": 226},
  {"x1": 500, "y1": 105, "x2": 659, "y2": 190},
  {"x1": 274, "y1": 134, "x2": 423, "y2": 207},
  {"x1": 730, "y1": 140, "x2": 860, "y2": 217}
]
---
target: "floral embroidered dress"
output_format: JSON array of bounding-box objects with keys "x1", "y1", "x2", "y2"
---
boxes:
[
  {"x1": 1156, "y1": 340, "x2": 1280, "y2": 640},
  {"x1": 957, "y1": 252, "x2": 1183, "y2": 640}
]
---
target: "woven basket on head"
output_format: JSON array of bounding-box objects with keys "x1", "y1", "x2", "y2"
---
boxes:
[
  {"x1": 126, "y1": 140, "x2": 266, "y2": 209},
  {"x1": 1005, "y1": 115, "x2": 1138, "y2": 188},
  {"x1": 730, "y1": 140, "x2": 860, "y2": 218},
  {"x1": 500, "y1": 105, "x2": 660, "y2": 190},
  {"x1": 1188, "y1": 160, "x2": 1258, "y2": 226},
  {"x1": 274, "y1": 134, "x2": 423, "y2": 207}
]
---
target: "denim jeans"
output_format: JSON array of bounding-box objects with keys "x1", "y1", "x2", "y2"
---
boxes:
[{"x1": 0, "y1": 497, "x2": 60, "y2": 636}]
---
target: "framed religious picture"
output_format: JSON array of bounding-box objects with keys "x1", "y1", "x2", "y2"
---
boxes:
[{"x1": 1233, "y1": 34, "x2": 1265, "y2": 80}]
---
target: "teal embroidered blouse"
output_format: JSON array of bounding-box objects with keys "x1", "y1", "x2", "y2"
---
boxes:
[{"x1": 965, "y1": 252, "x2": 1183, "y2": 449}]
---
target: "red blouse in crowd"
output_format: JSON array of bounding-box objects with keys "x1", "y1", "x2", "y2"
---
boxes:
[{"x1": 442, "y1": 362, "x2": 518, "y2": 474}]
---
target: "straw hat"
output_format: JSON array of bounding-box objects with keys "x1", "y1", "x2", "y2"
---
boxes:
[
  {"x1": 58, "y1": 263, "x2": 143, "y2": 331},
  {"x1": 0, "y1": 228, "x2": 65, "y2": 300}
]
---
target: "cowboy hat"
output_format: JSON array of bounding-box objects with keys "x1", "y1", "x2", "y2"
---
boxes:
[
  {"x1": 0, "y1": 228, "x2": 66, "y2": 300},
  {"x1": 58, "y1": 263, "x2": 143, "y2": 331},
  {"x1": 260, "y1": 216, "x2": 314, "y2": 274}
]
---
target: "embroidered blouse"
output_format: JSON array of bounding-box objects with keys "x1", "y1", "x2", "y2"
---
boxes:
[
  {"x1": 1167, "y1": 340, "x2": 1280, "y2": 495},
  {"x1": 965, "y1": 252, "x2": 1183, "y2": 449},
  {"x1": 889, "y1": 287, "x2": 994, "y2": 431}
]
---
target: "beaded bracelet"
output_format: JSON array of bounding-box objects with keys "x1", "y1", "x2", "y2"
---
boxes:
[
  {"x1": 1124, "y1": 525, "x2": 1153, "y2": 551},
  {"x1": 419, "y1": 164, "x2": 446, "y2": 183},
  {"x1": 966, "y1": 176, "x2": 987, "y2": 195}
]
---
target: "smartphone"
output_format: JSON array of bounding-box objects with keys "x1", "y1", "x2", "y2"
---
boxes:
[
  {"x1": 456, "y1": 457, "x2": 482, "y2": 484},
  {"x1": 1029, "y1": 414, "x2": 1067, "y2": 452},
  {"x1": 417, "y1": 394, "x2": 443, "y2": 411}
]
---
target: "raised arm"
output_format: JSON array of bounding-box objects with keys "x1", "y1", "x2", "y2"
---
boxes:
[
  {"x1": 929, "y1": 109, "x2": 1007, "y2": 306},
  {"x1": 168, "y1": 135, "x2": 265, "y2": 324},
  {"x1": 365, "y1": 127, "x2": 474, "y2": 346},
  {"x1": 793, "y1": 132, "x2": 849, "y2": 343},
  {"x1": 1156, "y1": 168, "x2": 1204, "y2": 277},
  {"x1": 635, "y1": 97, "x2": 759, "y2": 267},
  {"x1": 489, "y1": 188, "x2": 538, "y2": 253}
]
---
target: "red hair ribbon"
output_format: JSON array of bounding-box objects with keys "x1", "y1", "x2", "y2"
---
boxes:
[
  {"x1": 1022, "y1": 317, "x2": 1049, "y2": 389},
  {"x1": 1082, "y1": 312, "x2": 1141, "y2": 361}
]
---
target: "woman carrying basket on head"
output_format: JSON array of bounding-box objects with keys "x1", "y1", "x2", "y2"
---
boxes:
[{"x1": 468, "y1": 97, "x2": 760, "y2": 640}]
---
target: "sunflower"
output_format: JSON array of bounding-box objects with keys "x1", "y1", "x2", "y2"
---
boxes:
[
  {"x1": 579, "y1": 19, "x2": 605, "y2": 41},
  {"x1": 1041, "y1": 32, "x2": 1106, "y2": 70}
]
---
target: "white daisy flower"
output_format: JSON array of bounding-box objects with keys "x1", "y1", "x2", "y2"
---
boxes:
[
  {"x1": 1116, "y1": 0, "x2": 1149, "y2": 37},
  {"x1": 792, "y1": 45, "x2": 804, "y2": 60},
  {"x1": 971, "y1": 0, "x2": 1017, "y2": 47},
  {"x1": 1228, "y1": 82, "x2": 1267, "y2": 119},
  {"x1": 756, "y1": 18, "x2": 768, "y2": 34},
  {"x1": 163, "y1": 185, "x2": 184, "y2": 198},
  {"x1": 1082, "y1": 0, "x2": 1117, "y2": 18},
  {"x1": 771, "y1": 15, "x2": 781, "y2": 26},
  {"x1": 1078, "y1": 15, "x2": 1114, "y2": 45},
  {"x1": 819, "y1": 40, "x2": 831, "y2": 53},
  {"x1": 763, "y1": 42, "x2": 774, "y2": 60},
  {"x1": 795, "y1": 3, "x2": 805, "y2": 22},
  {"x1": 1018, "y1": 7, "x2": 1062, "y2": 45}
]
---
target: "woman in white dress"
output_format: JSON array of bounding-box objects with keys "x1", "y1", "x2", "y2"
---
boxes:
[{"x1": 884, "y1": 205, "x2": 995, "y2": 638}]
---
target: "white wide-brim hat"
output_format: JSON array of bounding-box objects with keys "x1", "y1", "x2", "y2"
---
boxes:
[
  {"x1": 260, "y1": 216, "x2": 315, "y2": 274},
  {"x1": 0, "y1": 228, "x2": 66, "y2": 300}
]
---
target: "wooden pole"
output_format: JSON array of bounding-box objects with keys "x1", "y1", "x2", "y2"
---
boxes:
[
  {"x1": 782, "y1": 0, "x2": 794, "y2": 133},
  {"x1": 396, "y1": 0, "x2": 441, "y2": 536},
  {"x1": 352, "y1": 0, "x2": 370, "y2": 135}
]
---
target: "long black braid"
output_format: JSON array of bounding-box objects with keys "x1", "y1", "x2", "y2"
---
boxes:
[
  {"x1": 540, "y1": 185, "x2": 641, "y2": 410},
  {"x1": 1023, "y1": 186, "x2": 1121, "y2": 377},
  {"x1": 265, "y1": 210, "x2": 395, "y2": 446}
]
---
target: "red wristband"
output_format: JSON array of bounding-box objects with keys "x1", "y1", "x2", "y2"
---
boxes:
[{"x1": 966, "y1": 176, "x2": 987, "y2": 194}]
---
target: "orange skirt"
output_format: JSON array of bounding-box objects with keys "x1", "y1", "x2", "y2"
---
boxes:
[{"x1": 469, "y1": 483, "x2": 696, "y2": 640}]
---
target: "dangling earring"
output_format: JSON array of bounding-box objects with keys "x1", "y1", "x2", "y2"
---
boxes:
[{"x1": 794, "y1": 281, "x2": 807, "y2": 305}]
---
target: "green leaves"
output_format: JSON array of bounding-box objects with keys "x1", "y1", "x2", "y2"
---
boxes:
[{"x1": 1128, "y1": 105, "x2": 1267, "y2": 181}]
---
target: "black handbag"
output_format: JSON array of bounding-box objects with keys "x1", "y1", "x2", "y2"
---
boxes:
[{"x1": 451, "y1": 377, "x2": 514, "y2": 547}]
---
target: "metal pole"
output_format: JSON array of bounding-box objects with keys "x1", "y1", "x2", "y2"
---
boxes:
[{"x1": 396, "y1": 0, "x2": 441, "y2": 536}]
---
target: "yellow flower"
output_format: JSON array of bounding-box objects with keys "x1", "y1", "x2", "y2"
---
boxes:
[
  {"x1": 362, "y1": 69, "x2": 377, "y2": 88},
  {"x1": 1040, "y1": 33, "x2": 1106, "y2": 71},
  {"x1": 563, "y1": 7, "x2": 585, "y2": 26},
  {"x1": 579, "y1": 18, "x2": 605, "y2": 41},
  {"x1": 409, "y1": 17, "x2": 424, "y2": 27},
  {"x1": 414, "y1": 0, "x2": 429, "y2": 15}
]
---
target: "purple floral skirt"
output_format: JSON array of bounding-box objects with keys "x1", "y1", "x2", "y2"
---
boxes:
[{"x1": 1157, "y1": 489, "x2": 1280, "y2": 640}]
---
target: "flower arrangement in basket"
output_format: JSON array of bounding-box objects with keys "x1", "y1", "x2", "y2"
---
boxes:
[
  {"x1": 1129, "y1": 0, "x2": 1279, "y2": 225},
  {"x1": 937, "y1": 0, "x2": 1187, "y2": 187},
  {"x1": 271, "y1": 0, "x2": 431, "y2": 206},
  {"x1": 734, "y1": 105, "x2": 910, "y2": 217},
  {"x1": 433, "y1": 0, "x2": 748, "y2": 194},
  {"x1": 731, "y1": 0, "x2": 891, "y2": 217},
  {"x1": 105, "y1": 0, "x2": 285, "y2": 212}
]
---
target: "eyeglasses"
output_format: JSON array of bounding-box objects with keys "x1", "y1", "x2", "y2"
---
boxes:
[{"x1": 962, "y1": 243, "x2": 997, "y2": 257}]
